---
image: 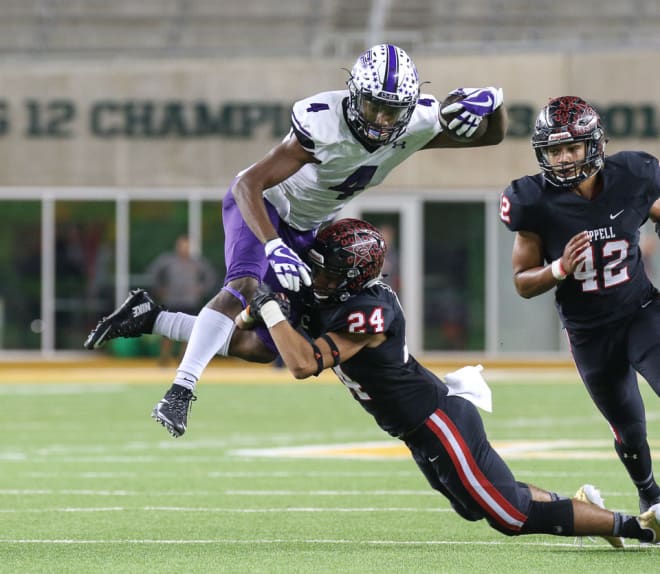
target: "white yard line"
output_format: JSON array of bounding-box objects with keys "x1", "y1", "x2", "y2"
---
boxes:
[
  {"x1": 0, "y1": 506, "x2": 451, "y2": 513},
  {"x1": 0, "y1": 537, "x2": 653, "y2": 550}
]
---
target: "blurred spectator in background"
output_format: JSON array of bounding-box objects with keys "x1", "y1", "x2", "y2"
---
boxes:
[{"x1": 147, "y1": 235, "x2": 218, "y2": 364}]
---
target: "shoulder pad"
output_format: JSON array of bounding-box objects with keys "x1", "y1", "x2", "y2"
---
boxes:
[
  {"x1": 291, "y1": 91, "x2": 346, "y2": 152},
  {"x1": 499, "y1": 175, "x2": 544, "y2": 232}
]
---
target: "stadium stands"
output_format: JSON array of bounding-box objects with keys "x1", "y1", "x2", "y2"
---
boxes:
[{"x1": 0, "y1": 0, "x2": 659, "y2": 59}]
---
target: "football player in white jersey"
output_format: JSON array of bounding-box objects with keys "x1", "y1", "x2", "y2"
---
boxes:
[{"x1": 84, "y1": 43, "x2": 507, "y2": 438}]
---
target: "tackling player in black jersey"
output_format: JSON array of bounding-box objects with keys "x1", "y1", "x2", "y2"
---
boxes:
[
  {"x1": 499, "y1": 95, "x2": 660, "y2": 514},
  {"x1": 245, "y1": 217, "x2": 660, "y2": 546}
]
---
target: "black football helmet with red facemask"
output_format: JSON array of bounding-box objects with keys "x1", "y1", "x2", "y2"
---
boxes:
[
  {"x1": 308, "y1": 219, "x2": 387, "y2": 303},
  {"x1": 532, "y1": 96, "x2": 607, "y2": 190}
]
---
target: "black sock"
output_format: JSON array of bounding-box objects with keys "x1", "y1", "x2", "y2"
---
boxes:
[
  {"x1": 614, "y1": 440, "x2": 653, "y2": 484},
  {"x1": 613, "y1": 513, "x2": 655, "y2": 543},
  {"x1": 638, "y1": 479, "x2": 660, "y2": 502}
]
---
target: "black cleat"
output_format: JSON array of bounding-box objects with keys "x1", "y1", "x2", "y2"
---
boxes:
[
  {"x1": 83, "y1": 289, "x2": 162, "y2": 350},
  {"x1": 151, "y1": 384, "x2": 197, "y2": 438}
]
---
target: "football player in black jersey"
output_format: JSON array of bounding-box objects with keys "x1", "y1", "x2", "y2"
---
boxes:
[
  {"x1": 499, "y1": 95, "x2": 660, "y2": 514},
  {"x1": 244, "y1": 217, "x2": 659, "y2": 546}
]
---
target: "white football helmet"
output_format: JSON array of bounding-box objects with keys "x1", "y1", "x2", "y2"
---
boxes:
[{"x1": 347, "y1": 44, "x2": 420, "y2": 145}]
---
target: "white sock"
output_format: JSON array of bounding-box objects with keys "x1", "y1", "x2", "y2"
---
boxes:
[
  {"x1": 174, "y1": 307, "x2": 236, "y2": 391},
  {"x1": 153, "y1": 311, "x2": 197, "y2": 341}
]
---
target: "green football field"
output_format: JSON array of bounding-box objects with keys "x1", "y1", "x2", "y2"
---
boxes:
[{"x1": 0, "y1": 365, "x2": 658, "y2": 573}]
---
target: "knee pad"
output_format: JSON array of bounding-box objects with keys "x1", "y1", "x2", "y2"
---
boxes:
[{"x1": 519, "y1": 499, "x2": 574, "y2": 537}]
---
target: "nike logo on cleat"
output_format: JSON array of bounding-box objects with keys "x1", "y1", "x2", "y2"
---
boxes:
[{"x1": 132, "y1": 302, "x2": 152, "y2": 317}]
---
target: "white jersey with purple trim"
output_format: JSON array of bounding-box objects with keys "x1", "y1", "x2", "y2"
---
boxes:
[{"x1": 262, "y1": 90, "x2": 441, "y2": 231}]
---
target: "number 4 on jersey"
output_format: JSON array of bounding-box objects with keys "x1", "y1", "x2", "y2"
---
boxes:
[{"x1": 329, "y1": 166, "x2": 378, "y2": 200}]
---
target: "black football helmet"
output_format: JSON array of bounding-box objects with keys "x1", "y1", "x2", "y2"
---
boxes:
[
  {"x1": 532, "y1": 96, "x2": 606, "y2": 190},
  {"x1": 308, "y1": 218, "x2": 387, "y2": 303}
]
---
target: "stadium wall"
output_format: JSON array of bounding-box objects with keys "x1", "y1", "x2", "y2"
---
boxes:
[
  {"x1": 0, "y1": 52, "x2": 659, "y2": 188},
  {"x1": 1, "y1": 51, "x2": 660, "y2": 359}
]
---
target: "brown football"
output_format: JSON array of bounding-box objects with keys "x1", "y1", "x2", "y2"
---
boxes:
[{"x1": 439, "y1": 92, "x2": 488, "y2": 143}]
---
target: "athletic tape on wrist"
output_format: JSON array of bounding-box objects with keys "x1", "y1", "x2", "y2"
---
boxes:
[
  {"x1": 260, "y1": 300, "x2": 286, "y2": 328},
  {"x1": 551, "y1": 259, "x2": 568, "y2": 281},
  {"x1": 238, "y1": 307, "x2": 255, "y2": 326}
]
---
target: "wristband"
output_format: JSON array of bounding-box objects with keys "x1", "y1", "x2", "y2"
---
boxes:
[
  {"x1": 260, "y1": 300, "x2": 287, "y2": 328},
  {"x1": 238, "y1": 307, "x2": 255, "y2": 326},
  {"x1": 551, "y1": 258, "x2": 568, "y2": 281}
]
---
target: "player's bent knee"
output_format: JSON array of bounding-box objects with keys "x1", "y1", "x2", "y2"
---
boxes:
[
  {"x1": 451, "y1": 501, "x2": 483, "y2": 522},
  {"x1": 212, "y1": 278, "x2": 259, "y2": 315},
  {"x1": 616, "y1": 422, "x2": 647, "y2": 448}
]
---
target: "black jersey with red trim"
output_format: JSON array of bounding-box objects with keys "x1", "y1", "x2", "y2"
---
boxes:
[
  {"x1": 499, "y1": 151, "x2": 660, "y2": 329},
  {"x1": 309, "y1": 281, "x2": 447, "y2": 438}
]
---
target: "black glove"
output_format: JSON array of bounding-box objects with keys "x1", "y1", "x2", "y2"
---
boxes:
[{"x1": 247, "y1": 283, "x2": 291, "y2": 323}]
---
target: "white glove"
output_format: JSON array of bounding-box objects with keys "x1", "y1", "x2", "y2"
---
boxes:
[
  {"x1": 264, "y1": 238, "x2": 311, "y2": 292},
  {"x1": 442, "y1": 87, "x2": 504, "y2": 138},
  {"x1": 444, "y1": 364, "x2": 492, "y2": 413}
]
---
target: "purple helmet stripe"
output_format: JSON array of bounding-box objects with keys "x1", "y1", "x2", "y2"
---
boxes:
[{"x1": 383, "y1": 44, "x2": 398, "y2": 93}]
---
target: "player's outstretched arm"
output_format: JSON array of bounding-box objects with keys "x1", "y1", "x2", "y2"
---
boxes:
[
  {"x1": 244, "y1": 285, "x2": 380, "y2": 378},
  {"x1": 424, "y1": 87, "x2": 508, "y2": 149}
]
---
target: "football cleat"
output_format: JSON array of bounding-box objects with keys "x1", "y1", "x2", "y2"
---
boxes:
[
  {"x1": 638, "y1": 503, "x2": 660, "y2": 544},
  {"x1": 574, "y1": 484, "x2": 624, "y2": 549},
  {"x1": 83, "y1": 289, "x2": 163, "y2": 350},
  {"x1": 151, "y1": 384, "x2": 197, "y2": 438}
]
